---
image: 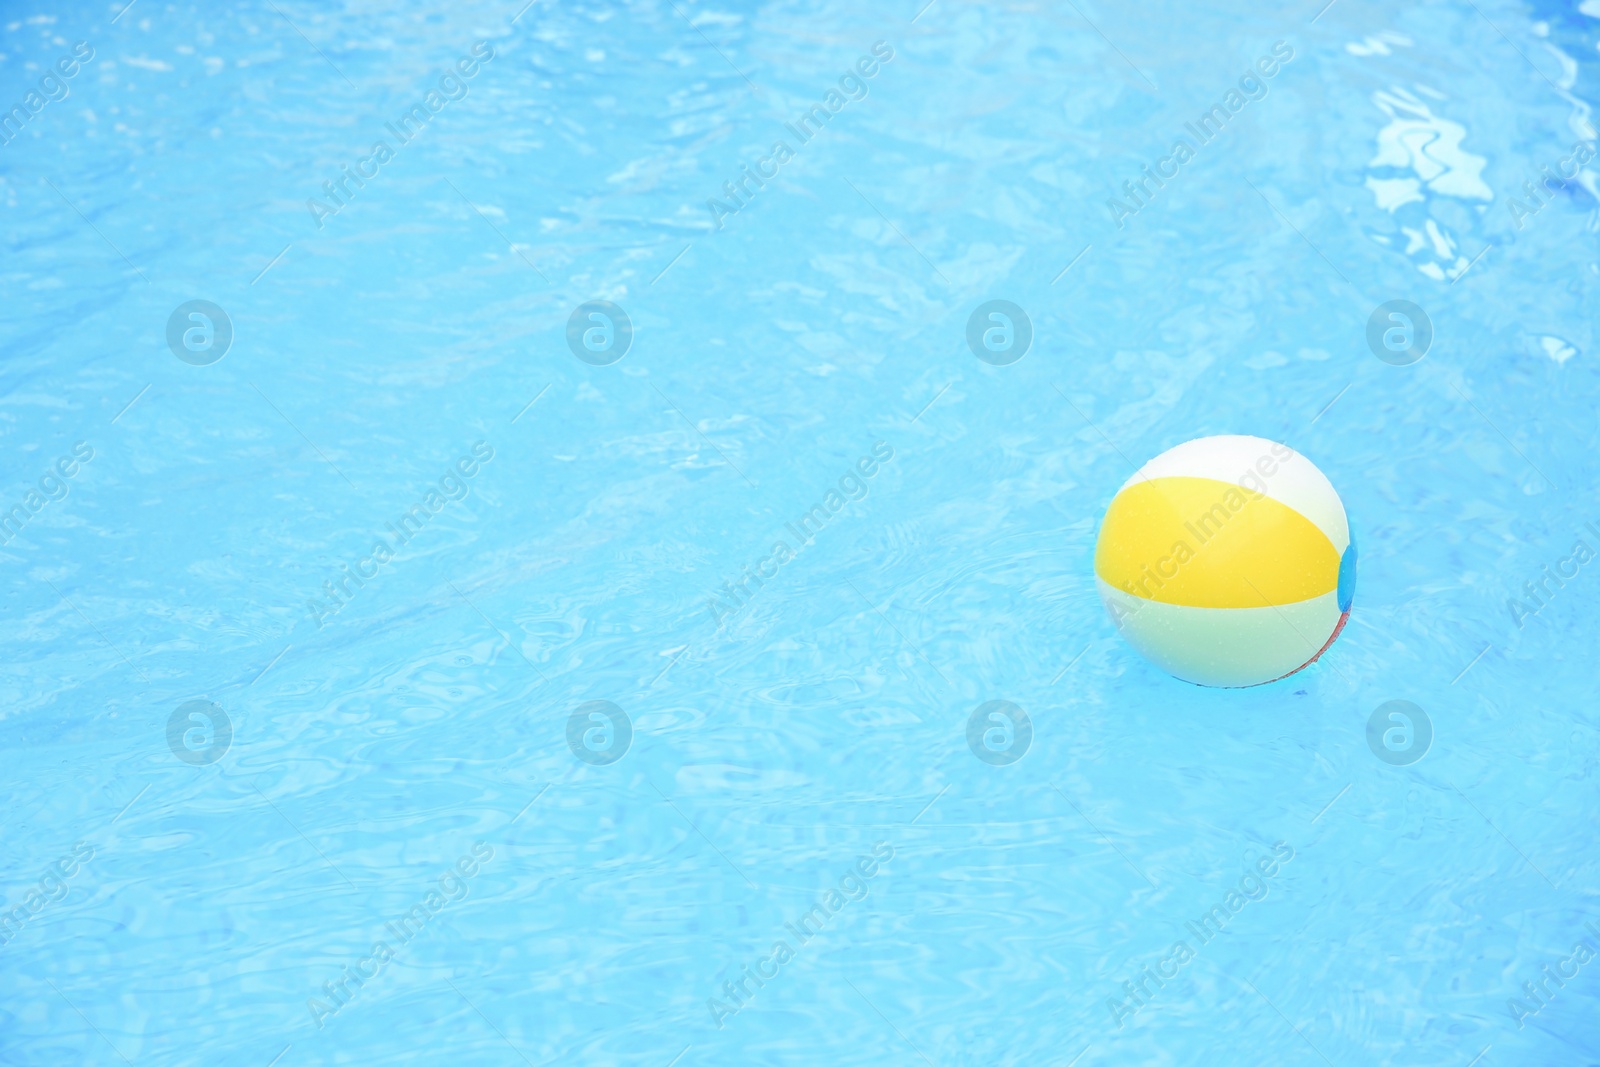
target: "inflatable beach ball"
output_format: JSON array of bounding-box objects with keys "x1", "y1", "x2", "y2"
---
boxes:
[{"x1": 1093, "y1": 435, "x2": 1355, "y2": 688}]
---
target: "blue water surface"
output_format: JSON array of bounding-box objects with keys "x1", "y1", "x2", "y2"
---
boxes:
[{"x1": 3, "y1": 0, "x2": 1599, "y2": 1064}]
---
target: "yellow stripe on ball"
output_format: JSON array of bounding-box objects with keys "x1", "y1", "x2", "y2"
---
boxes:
[{"x1": 1094, "y1": 476, "x2": 1341, "y2": 608}]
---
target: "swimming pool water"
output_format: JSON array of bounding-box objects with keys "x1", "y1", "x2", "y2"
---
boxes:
[{"x1": 2, "y1": 0, "x2": 1599, "y2": 1064}]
